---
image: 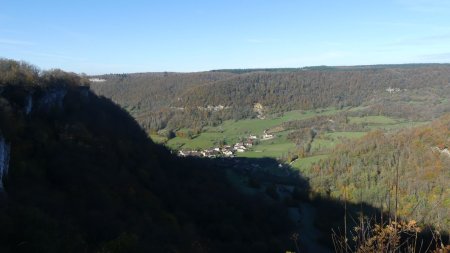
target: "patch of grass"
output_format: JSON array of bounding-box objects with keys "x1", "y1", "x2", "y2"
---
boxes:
[
  {"x1": 349, "y1": 115, "x2": 398, "y2": 125},
  {"x1": 166, "y1": 132, "x2": 224, "y2": 150},
  {"x1": 205, "y1": 107, "x2": 341, "y2": 144},
  {"x1": 347, "y1": 106, "x2": 368, "y2": 112},
  {"x1": 291, "y1": 155, "x2": 329, "y2": 172},
  {"x1": 310, "y1": 138, "x2": 338, "y2": 153},
  {"x1": 236, "y1": 131, "x2": 297, "y2": 158},
  {"x1": 347, "y1": 115, "x2": 426, "y2": 131},
  {"x1": 310, "y1": 132, "x2": 367, "y2": 153},
  {"x1": 149, "y1": 134, "x2": 167, "y2": 144},
  {"x1": 379, "y1": 121, "x2": 429, "y2": 130},
  {"x1": 325, "y1": 131, "x2": 367, "y2": 139},
  {"x1": 238, "y1": 142, "x2": 297, "y2": 158}
]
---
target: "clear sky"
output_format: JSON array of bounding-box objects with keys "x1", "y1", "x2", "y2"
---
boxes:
[{"x1": 1, "y1": 0, "x2": 450, "y2": 74}]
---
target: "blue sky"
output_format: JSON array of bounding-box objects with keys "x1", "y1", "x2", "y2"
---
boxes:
[{"x1": 1, "y1": 0, "x2": 450, "y2": 74}]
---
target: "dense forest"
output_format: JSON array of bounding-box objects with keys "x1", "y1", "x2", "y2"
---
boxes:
[
  {"x1": 91, "y1": 72, "x2": 236, "y2": 131},
  {"x1": 303, "y1": 116, "x2": 450, "y2": 231},
  {"x1": 1, "y1": 59, "x2": 448, "y2": 252},
  {"x1": 0, "y1": 59, "x2": 295, "y2": 253},
  {"x1": 91, "y1": 65, "x2": 450, "y2": 132}
]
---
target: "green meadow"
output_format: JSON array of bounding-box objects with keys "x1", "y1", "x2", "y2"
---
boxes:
[
  {"x1": 156, "y1": 107, "x2": 424, "y2": 172},
  {"x1": 166, "y1": 107, "x2": 340, "y2": 151},
  {"x1": 291, "y1": 155, "x2": 329, "y2": 172}
]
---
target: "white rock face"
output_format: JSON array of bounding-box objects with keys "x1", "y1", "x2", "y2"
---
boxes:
[
  {"x1": 431, "y1": 146, "x2": 450, "y2": 158},
  {"x1": 386, "y1": 87, "x2": 402, "y2": 93},
  {"x1": 89, "y1": 78, "x2": 106, "y2": 83},
  {"x1": 39, "y1": 88, "x2": 67, "y2": 109},
  {"x1": 0, "y1": 135, "x2": 11, "y2": 191},
  {"x1": 25, "y1": 94, "x2": 33, "y2": 115},
  {"x1": 441, "y1": 148, "x2": 450, "y2": 157}
]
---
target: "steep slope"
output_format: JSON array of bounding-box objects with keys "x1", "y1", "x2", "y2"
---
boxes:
[
  {"x1": 303, "y1": 115, "x2": 450, "y2": 231},
  {"x1": 91, "y1": 71, "x2": 236, "y2": 111},
  {"x1": 90, "y1": 72, "x2": 237, "y2": 130},
  {"x1": 92, "y1": 65, "x2": 450, "y2": 132},
  {"x1": 178, "y1": 66, "x2": 450, "y2": 115},
  {"x1": 0, "y1": 60, "x2": 294, "y2": 253}
]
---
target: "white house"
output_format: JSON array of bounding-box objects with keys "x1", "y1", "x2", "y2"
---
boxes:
[{"x1": 223, "y1": 150, "x2": 234, "y2": 157}]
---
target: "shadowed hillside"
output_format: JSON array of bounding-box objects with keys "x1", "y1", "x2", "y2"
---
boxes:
[{"x1": 0, "y1": 60, "x2": 295, "y2": 253}]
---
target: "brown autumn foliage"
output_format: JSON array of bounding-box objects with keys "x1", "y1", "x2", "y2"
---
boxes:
[
  {"x1": 91, "y1": 65, "x2": 450, "y2": 132},
  {"x1": 305, "y1": 115, "x2": 450, "y2": 231}
]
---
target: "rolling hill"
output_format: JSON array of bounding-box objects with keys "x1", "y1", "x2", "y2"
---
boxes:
[{"x1": 91, "y1": 64, "x2": 450, "y2": 132}]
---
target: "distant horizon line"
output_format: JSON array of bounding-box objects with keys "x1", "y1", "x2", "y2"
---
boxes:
[
  {"x1": 2, "y1": 57, "x2": 450, "y2": 76},
  {"x1": 89, "y1": 62, "x2": 450, "y2": 76}
]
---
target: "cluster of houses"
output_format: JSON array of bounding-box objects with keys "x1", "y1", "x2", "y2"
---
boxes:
[
  {"x1": 177, "y1": 130, "x2": 277, "y2": 158},
  {"x1": 178, "y1": 135, "x2": 259, "y2": 158},
  {"x1": 178, "y1": 148, "x2": 228, "y2": 158}
]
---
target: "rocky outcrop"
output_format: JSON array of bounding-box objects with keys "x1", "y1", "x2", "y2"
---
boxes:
[
  {"x1": 0, "y1": 135, "x2": 10, "y2": 191},
  {"x1": 38, "y1": 88, "x2": 67, "y2": 110},
  {"x1": 25, "y1": 93, "x2": 33, "y2": 115}
]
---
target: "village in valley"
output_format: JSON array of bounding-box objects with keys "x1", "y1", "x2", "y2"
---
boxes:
[{"x1": 178, "y1": 131, "x2": 274, "y2": 158}]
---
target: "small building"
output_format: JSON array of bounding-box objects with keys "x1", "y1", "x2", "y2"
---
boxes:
[
  {"x1": 223, "y1": 150, "x2": 234, "y2": 157},
  {"x1": 262, "y1": 133, "x2": 274, "y2": 140}
]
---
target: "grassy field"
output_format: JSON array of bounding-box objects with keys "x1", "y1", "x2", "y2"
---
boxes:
[
  {"x1": 237, "y1": 142, "x2": 297, "y2": 158},
  {"x1": 348, "y1": 115, "x2": 398, "y2": 124},
  {"x1": 291, "y1": 155, "x2": 329, "y2": 172},
  {"x1": 348, "y1": 115, "x2": 427, "y2": 130},
  {"x1": 149, "y1": 134, "x2": 167, "y2": 144},
  {"x1": 166, "y1": 107, "x2": 340, "y2": 151},
  {"x1": 158, "y1": 107, "x2": 424, "y2": 163},
  {"x1": 206, "y1": 107, "x2": 340, "y2": 140},
  {"x1": 378, "y1": 120, "x2": 429, "y2": 130},
  {"x1": 166, "y1": 132, "x2": 222, "y2": 150}
]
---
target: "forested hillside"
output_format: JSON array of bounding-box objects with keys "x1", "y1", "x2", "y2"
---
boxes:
[
  {"x1": 91, "y1": 72, "x2": 237, "y2": 130},
  {"x1": 303, "y1": 116, "x2": 450, "y2": 231},
  {"x1": 2, "y1": 59, "x2": 448, "y2": 252},
  {"x1": 179, "y1": 66, "x2": 450, "y2": 117},
  {"x1": 91, "y1": 65, "x2": 450, "y2": 132},
  {"x1": 0, "y1": 60, "x2": 294, "y2": 253}
]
